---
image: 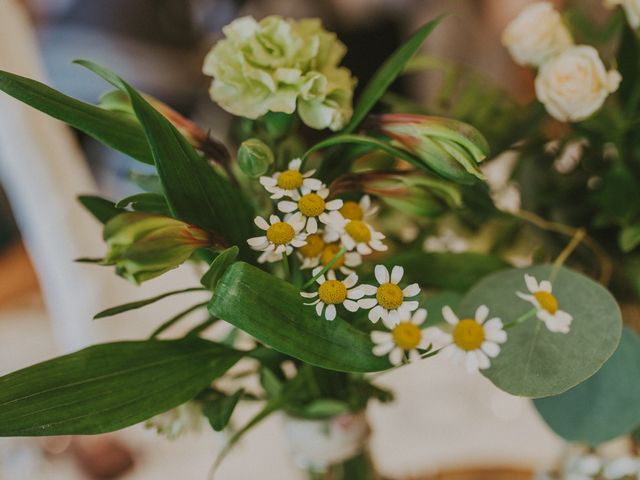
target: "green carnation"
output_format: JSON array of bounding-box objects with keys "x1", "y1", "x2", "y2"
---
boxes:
[{"x1": 203, "y1": 16, "x2": 356, "y2": 131}]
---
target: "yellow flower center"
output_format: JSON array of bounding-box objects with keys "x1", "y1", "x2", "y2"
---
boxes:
[
  {"x1": 298, "y1": 193, "x2": 326, "y2": 217},
  {"x1": 453, "y1": 319, "x2": 485, "y2": 351},
  {"x1": 320, "y1": 243, "x2": 345, "y2": 270},
  {"x1": 392, "y1": 322, "x2": 422, "y2": 351},
  {"x1": 376, "y1": 283, "x2": 404, "y2": 310},
  {"x1": 318, "y1": 280, "x2": 347, "y2": 304},
  {"x1": 298, "y1": 234, "x2": 324, "y2": 258},
  {"x1": 277, "y1": 170, "x2": 303, "y2": 190},
  {"x1": 266, "y1": 222, "x2": 295, "y2": 245},
  {"x1": 345, "y1": 220, "x2": 371, "y2": 243},
  {"x1": 340, "y1": 201, "x2": 364, "y2": 220},
  {"x1": 534, "y1": 291, "x2": 558, "y2": 314}
]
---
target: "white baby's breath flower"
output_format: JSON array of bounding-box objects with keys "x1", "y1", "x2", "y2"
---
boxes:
[
  {"x1": 259, "y1": 158, "x2": 323, "y2": 200},
  {"x1": 502, "y1": 2, "x2": 573, "y2": 67},
  {"x1": 324, "y1": 211, "x2": 387, "y2": 255},
  {"x1": 516, "y1": 274, "x2": 573, "y2": 333},
  {"x1": 277, "y1": 186, "x2": 343, "y2": 234},
  {"x1": 247, "y1": 214, "x2": 307, "y2": 263},
  {"x1": 605, "y1": 0, "x2": 640, "y2": 28},
  {"x1": 358, "y1": 265, "x2": 420, "y2": 327},
  {"x1": 301, "y1": 268, "x2": 363, "y2": 321},
  {"x1": 297, "y1": 234, "x2": 362, "y2": 274},
  {"x1": 423, "y1": 229, "x2": 468, "y2": 253},
  {"x1": 371, "y1": 308, "x2": 430, "y2": 366},
  {"x1": 535, "y1": 46, "x2": 621, "y2": 122},
  {"x1": 438, "y1": 305, "x2": 507, "y2": 373}
]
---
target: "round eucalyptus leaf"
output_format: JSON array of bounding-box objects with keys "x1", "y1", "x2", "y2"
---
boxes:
[
  {"x1": 534, "y1": 327, "x2": 640, "y2": 445},
  {"x1": 459, "y1": 265, "x2": 622, "y2": 398}
]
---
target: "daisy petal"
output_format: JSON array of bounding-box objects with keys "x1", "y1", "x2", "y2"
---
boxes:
[
  {"x1": 481, "y1": 341, "x2": 501, "y2": 358},
  {"x1": 476, "y1": 350, "x2": 491, "y2": 370},
  {"x1": 278, "y1": 201, "x2": 298, "y2": 213},
  {"x1": 402, "y1": 284, "x2": 421, "y2": 297},
  {"x1": 524, "y1": 274, "x2": 539, "y2": 293},
  {"x1": 442, "y1": 306, "x2": 459, "y2": 325},
  {"x1": 390, "y1": 265, "x2": 404, "y2": 284},
  {"x1": 325, "y1": 199, "x2": 343, "y2": 210},
  {"x1": 375, "y1": 265, "x2": 389, "y2": 284},
  {"x1": 343, "y1": 273, "x2": 358, "y2": 288},
  {"x1": 411, "y1": 309, "x2": 428, "y2": 325},
  {"x1": 300, "y1": 291, "x2": 318, "y2": 298},
  {"x1": 485, "y1": 329, "x2": 507, "y2": 343},
  {"x1": 368, "y1": 305, "x2": 383, "y2": 323},
  {"x1": 359, "y1": 285, "x2": 377, "y2": 296},
  {"x1": 343, "y1": 299, "x2": 359, "y2": 312},
  {"x1": 389, "y1": 348, "x2": 404, "y2": 366},
  {"x1": 254, "y1": 217, "x2": 270, "y2": 230},
  {"x1": 475, "y1": 305, "x2": 489, "y2": 324},
  {"x1": 465, "y1": 351, "x2": 480, "y2": 373},
  {"x1": 359, "y1": 298, "x2": 378, "y2": 309},
  {"x1": 371, "y1": 331, "x2": 392, "y2": 343},
  {"x1": 325, "y1": 304, "x2": 337, "y2": 321},
  {"x1": 315, "y1": 302, "x2": 324, "y2": 317},
  {"x1": 539, "y1": 280, "x2": 552, "y2": 293}
]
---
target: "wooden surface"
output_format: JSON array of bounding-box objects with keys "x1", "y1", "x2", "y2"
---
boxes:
[
  {"x1": 0, "y1": 241, "x2": 40, "y2": 308},
  {"x1": 414, "y1": 467, "x2": 533, "y2": 479}
]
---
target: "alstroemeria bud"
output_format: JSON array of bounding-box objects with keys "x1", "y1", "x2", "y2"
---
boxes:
[
  {"x1": 238, "y1": 139, "x2": 274, "y2": 178},
  {"x1": 102, "y1": 213, "x2": 213, "y2": 284},
  {"x1": 361, "y1": 172, "x2": 462, "y2": 218},
  {"x1": 378, "y1": 114, "x2": 489, "y2": 184}
]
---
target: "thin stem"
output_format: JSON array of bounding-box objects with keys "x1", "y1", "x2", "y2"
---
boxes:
[
  {"x1": 281, "y1": 252, "x2": 290, "y2": 280},
  {"x1": 302, "y1": 247, "x2": 347, "y2": 289},
  {"x1": 550, "y1": 228, "x2": 586, "y2": 282},
  {"x1": 150, "y1": 301, "x2": 208, "y2": 338},
  {"x1": 503, "y1": 308, "x2": 537, "y2": 330},
  {"x1": 511, "y1": 209, "x2": 613, "y2": 285}
]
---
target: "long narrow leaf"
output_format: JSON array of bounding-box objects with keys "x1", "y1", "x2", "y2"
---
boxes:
[
  {"x1": 0, "y1": 338, "x2": 242, "y2": 436},
  {"x1": 94, "y1": 287, "x2": 206, "y2": 319},
  {"x1": 0, "y1": 70, "x2": 152, "y2": 164},
  {"x1": 78, "y1": 195, "x2": 124, "y2": 224}
]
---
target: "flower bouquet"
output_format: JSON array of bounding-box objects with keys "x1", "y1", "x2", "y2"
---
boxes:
[{"x1": 0, "y1": 5, "x2": 637, "y2": 479}]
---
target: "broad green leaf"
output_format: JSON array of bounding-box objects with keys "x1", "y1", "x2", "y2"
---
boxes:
[
  {"x1": 0, "y1": 338, "x2": 241, "y2": 436},
  {"x1": 78, "y1": 195, "x2": 124, "y2": 224},
  {"x1": 201, "y1": 389, "x2": 243, "y2": 432},
  {"x1": 0, "y1": 70, "x2": 152, "y2": 164},
  {"x1": 342, "y1": 15, "x2": 446, "y2": 134},
  {"x1": 75, "y1": 61, "x2": 254, "y2": 258},
  {"x1": 208, "y1": 262, "x2": 391, "y2": 372},
  {"x1": 392, "y1": 252, "x2": 508, "y2": 291},
  {"x1": 460, "y1": 265, "x2": 622, "y2": 398},
  {"x1": 534, "y1": 327, "x2": 640, "y2": 445},
  {"x1": 129, "y1": 171, "x2": 163, "y2": 194},
  {"x1": 93, "y1": 287, "x2": 205, "y2": 319},
  {"x1": 620, "y1": 224, "x2": 640, "y2": 252},
  {"x1": 115, "y1": 192, "x2": 169, "y2": 215},
  {"x1": 200, "y1": 246, "x2": 239, "y2": 290}
]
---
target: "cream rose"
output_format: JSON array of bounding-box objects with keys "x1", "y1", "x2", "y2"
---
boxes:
[
  {"x1": 502, "y1": 2, "x2": 573, "y2": 67},
  {"x1": 604, "y1": 0, "x2": 640, "y2": 28},
  {"x1": 202, "y1": 16, "x2": 355, "y2": 131},
  {"x1": 534, "y1": 45, "x2": 621, "y2": 122}
]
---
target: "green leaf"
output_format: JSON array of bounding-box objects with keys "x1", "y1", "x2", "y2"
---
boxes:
[
  {"x1": 201, "y1": 389, "x2": 243, "y2": 432},
  {"x1": 0, "y1": 70, "x2": 152, "y2": 164},
  {"x1": 260, "y1": 367, "x2": 283, "y2": 397},
  {"x1": 93, "y1": 287, "x2": 205, "y2": 319},
  {"x1": 298, "y1": 399, "x2": 351, "y2": 418},
  {"x1": 115, "y1": 192, "x2": 169, "y2": 215},
  {"x1": 342, "y1": 15, "x2": 446, "y2": 134},
  {"x1": 0, "y1": 338, "x2": 241, "y2": 436},
  {"x1": 459, "y1": 265, "x2": 622, "y2": 398},
  {"x1": 303, "y1": 134, "x2": 419, "y2": 164},
  {"x1": 208, "y1": 262, "x2": 391, "y2": 373},
  {"x1": 392, "y1": 252, "x2": 508, "y2": 291},
  {"x1": 75, "y1": 60, "x2": 254, "y2": 258},
  {"x1": 620, "y1": 224, "x2": 640, "y2": 252},
  {"x1": 200, "y1": 246, "x2": 239, "y2": 290},
  {"x1": 534, "y1": 327, "x2": 640, "y2": 445},
  {"x1": 78, "y1": 195, "x2": 124, "y2": 224}
]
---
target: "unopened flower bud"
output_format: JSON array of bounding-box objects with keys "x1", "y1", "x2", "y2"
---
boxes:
[
  {"x1": 378, "y1": 114, "x2": 489, "y2": 184},
  {"x1": 238, "y1": 139, "x2": 274, "y2": 178},
  {"x1": 102, "y1": 212, "x2": 213, "y2": 284}
]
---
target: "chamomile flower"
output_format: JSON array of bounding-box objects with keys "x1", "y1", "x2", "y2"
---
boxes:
[
  {"x1": 358, "y1": 265, "x2": 420, "y2": 327},
  {"x1": 297, "y1": 235, "x2": 362, "y2": 274},
  {"x1": 277, "y1": 186, "x2": 343, "y2": 234},
  {"x1": 338, "y1": 195, "x2": 378, "y2": 221},
  {"x1": 259, "y1": 158, "x2": 323, "y2": 199},
  {"x1": 324, "y1": 211, "x2": 387, "y2": 255},
  {"x1": 371, "y1": 308, "x2": 430, "y2": 366},
  {"x1": 300, "y1": 268, "x2": 363, "y2": 321},
  {"x1": 438, "y1": 305, "x2": 507, "y2": 373},
  {"x1": 247, "y1": 214, "x2": 307, "y2": 263},
  {"x1": 516, "y1": 274, "x2": 573, "y2": 333}
]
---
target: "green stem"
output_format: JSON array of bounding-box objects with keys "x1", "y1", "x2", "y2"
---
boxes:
[
  {"x1": 302, "y1": 247, "x2": 347, "y2": 289},
  {"x1": 550, "y1": 228, "x2": 586, "y2": 282},
  {"x1": 282, "y1": 252, "x2": 291, "y2": 280},
  {"x1": 503, "y1": 308, "x2": 537, "y2": 330}
]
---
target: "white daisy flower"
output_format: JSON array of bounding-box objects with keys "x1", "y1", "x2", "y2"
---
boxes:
[
  {"x1": 371, "y1": 308, "x2": 430, "y2": 366},
  {"x1": 323, "y1": 211, "x2": 387, "y2": 255},
  {"x1": 357, "y1": 265, "x2": 420, "y2": 327},
  {"x1": 247, "y1": 214, "x2": 307, "y2": 263},
  {"x1": 438, "y1": 305, "x2": 507, "y2": 374},
  {"x1": 296, "y1": 235, "x2": 362, "y2": 274},
  {"x1": 259, "y1": 158, "x2": 323, "y2": 199},
  {"x1": 338, "y1": 195, "x2": 378, "y2": 221},
  {"x1": 300, "y1": 268, "x2": 363, "y2": 321},
  {"x1": 277, "y1": 186, "x2": 343, "y2": 234},
  {"x1": 516, "y1": 274, "x2": 573, "y2": 333}
]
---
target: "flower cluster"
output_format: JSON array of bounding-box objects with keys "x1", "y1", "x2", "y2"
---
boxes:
[
  {"x1": 503, "y1": 2, "x2": 621, "y2": 122},
  {"x1": 203, "y1": 16, "x2": 356, "y2": 131}
]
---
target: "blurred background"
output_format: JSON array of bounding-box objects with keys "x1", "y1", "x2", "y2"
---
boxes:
[{"x1": 0, "y1": 0, "x2": 621, "y2": 478}]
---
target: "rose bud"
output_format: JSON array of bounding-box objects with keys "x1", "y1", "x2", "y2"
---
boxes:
[
  {"x1": 377, "y1": 114, "x2": 489, "y2": 185},
  {"x1": 101, "y1": 212, "x2": 215, "y2": 284},
  {"x1": 238, "y1": 139, "x2": 274, "y2": 178}
]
